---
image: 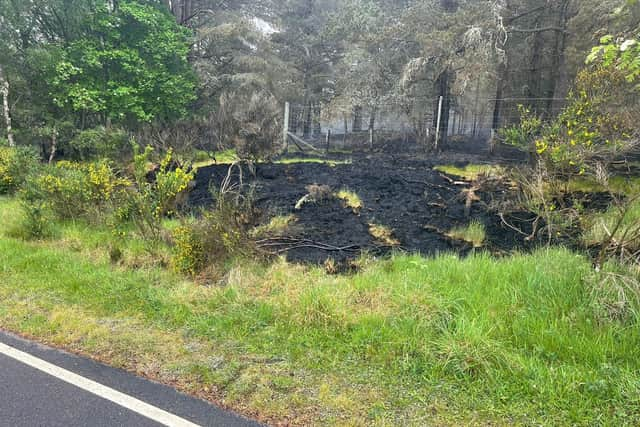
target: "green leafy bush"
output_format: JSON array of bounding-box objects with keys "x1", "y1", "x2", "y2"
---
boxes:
[
  {"x1": 21, "y1": 160, "x2": 130, "y2": 221},
  {"x1": 66, "y1": 127, "x2": 130, "y2": 161},
  {"x1": 499, "y1": 105, "x2": 543, "y2": 149},
  {"x1": 0, "y1": 146, "x2": 41, "y2": 195},
  {"x1": 127, "y1": 146, "x2": 194, "y2": 242},
  {"x1": 172, "y1": 184, "x2": 257, "y2": 275}
]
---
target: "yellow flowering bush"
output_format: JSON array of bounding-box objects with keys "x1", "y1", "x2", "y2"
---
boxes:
[
  {"x1": 0, "y1": 146, "x2": 40, "y2": 194},
  {"x1": 172, "y1": 225, "x2": 205, "y2": 275},
  {"x1": 23, "y1": 160, "x2": 130, "y2": 220},
  {"x1": 502, "y1": 65, "x2": 637, "y2": 173},
  {"x1": 128, "y1": 145, "x2": 194, "y2": 242}
]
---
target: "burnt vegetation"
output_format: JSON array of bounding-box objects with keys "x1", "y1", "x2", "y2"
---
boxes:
[{"x1": 1, "y1": 0, "x2": 640, "y2": 424}]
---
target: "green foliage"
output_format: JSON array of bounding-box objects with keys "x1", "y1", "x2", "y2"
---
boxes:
[
  {"x1": 21, "y1": 160, "x2": 130, "y2": 221},
  {"x1": 172, "y1": 189, "x2": 256, "y2": 275},
  {"x1": 499, "y1": 106, "x2": 543, "y2": 149},
  {"x1": 51, "y1": 1, "x2": 196, "y2": 125},
  {"x1": 172, "y1": 223, "x2": 206, "y2": 275},
  {"x1": 534, "y1": 66, "x2": 636, "y2": 171},
  {"x1": 588, "y1": 31, "x2": 640, "y2": 87},
  {"x1": 66, "y1": 127, "x2": 130, "y2": 161},
  {"x1": 504, "y1": 63, "x2": 637, "y2": 176},
  {"x1": 128, "y1": 145, "x2": 194, "y2": 242},
  {"x1": 0, "y1": 146, "x2": 40, "y2": 195}
]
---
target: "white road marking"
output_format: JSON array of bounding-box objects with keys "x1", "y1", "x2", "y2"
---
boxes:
[{"x1": 0, "y1": 341, "x2": 201, "y2": 427}]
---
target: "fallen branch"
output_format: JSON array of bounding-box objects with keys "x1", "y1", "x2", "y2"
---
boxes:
[
  {"x1": 256, "y1": 237, "x2": 360, "y2": 254},
  {"x1": 499, "y1": 212, "x2": 539, "y2": 241}
]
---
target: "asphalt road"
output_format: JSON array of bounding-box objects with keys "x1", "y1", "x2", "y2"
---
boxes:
[{"x1": 0, "y1": 330, "x2": 263, "y2": 427}]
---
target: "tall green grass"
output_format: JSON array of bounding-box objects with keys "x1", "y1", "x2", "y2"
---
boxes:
[{"x1": 1, "y1": 195, "x2": 639, "y2": 424}]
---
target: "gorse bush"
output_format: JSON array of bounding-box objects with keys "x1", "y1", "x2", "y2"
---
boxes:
[
  {"x1": 500, "y1": 105, "x2": 543, "y2": 151},
  {"x1": 128, "y1": 145, "x2": 194, "y2": 243},
  {"x1": 172, "y1": 183, "x2": 258, "y2": 275},
  {"x1": 22, "y1": 160, "x2": 131, "y2": 221},
  {"x1": 172, "y1": 223, "x2": 206, "y2": 275},
  {"x1": 0, "y1": 146, "x2": 40, "y2": 195}
]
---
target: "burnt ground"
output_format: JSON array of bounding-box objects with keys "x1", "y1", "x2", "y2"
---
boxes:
[{"x1": 188, "y1": 147, "x2": 546, "y2": 264}]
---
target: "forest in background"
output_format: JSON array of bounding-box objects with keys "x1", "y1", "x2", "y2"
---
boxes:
[{"x1": 1, "y1": 0, "x2": 639, "y2": 158}]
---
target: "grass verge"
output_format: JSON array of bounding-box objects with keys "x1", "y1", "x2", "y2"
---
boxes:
[{"x1": 1, "y1": 196, "x2": 639, "y2": 425}]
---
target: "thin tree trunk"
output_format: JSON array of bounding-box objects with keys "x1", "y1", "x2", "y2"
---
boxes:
[
  {"x1": 303, "y1": 104, "x2": 311, "y2": 138},
  {"x1": 352, "y1": 106, "x2": 363, "y2": 132},
  {"x1": 0, "y1": 65, "x2": 15, "y2": 147},
  {"x1": 548, "y1": 0, "x2": 572, "y2": 114},
  {"x1": 48, "y1": 129, "x2": 58, "y2": 164},
  {"x1": 343, "y1": 115, "x2": 348, "y2": 147}
]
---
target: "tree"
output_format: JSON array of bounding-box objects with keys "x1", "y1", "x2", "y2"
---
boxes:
[
  {"x1": 51, "y1": 1, "x2": 196, "y2": 127},
  {"x1": 0, "y1": 64, "x2": 14, "y2": 146}
]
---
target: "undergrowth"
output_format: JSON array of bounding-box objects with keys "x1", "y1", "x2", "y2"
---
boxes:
[{"x1": 1, "y1": 196, "x2": 639, "y2": 425}]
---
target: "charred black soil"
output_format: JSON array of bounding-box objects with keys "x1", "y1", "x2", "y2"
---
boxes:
[{"x1": 188, "y1": 151, "x2": 547, "y2": 264}]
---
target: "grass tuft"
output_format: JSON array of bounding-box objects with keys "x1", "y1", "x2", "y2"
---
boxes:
[
  {"x1": 435, "y1": 164, "x2": 503, "y2": 181},
  {"x1": 251, "y1": 215, "x2": 296, "y2": 238},
  {"x1": 368, "y1": 223, "x2": 400, "y2": 246},
  {"x1": 336, "y1": 188, "x2": 363, "y2": 212},
  {"x1": 447, "y1": 220, "x2": 486, "y2": 247}
]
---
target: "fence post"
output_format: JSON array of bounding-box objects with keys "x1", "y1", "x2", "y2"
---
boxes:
[
  {"x1": 326, "y1": 129, "x2": 331, "y2": 154},
  {"x1": 283, "y1": 102, "x2": 290, "y2": 153},
  {"x1": 434, "y1": 96, "x2": 443, "y2": 151},
  {"x1": 369, "y1": 127, "x2": 374, "y2": 151}
]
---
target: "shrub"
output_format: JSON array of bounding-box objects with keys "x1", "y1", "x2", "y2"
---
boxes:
[
  {"x1": 128, "y1": 145, "x2": 194, "y2": 243},
  {"x1": 0, "y1": 146, "x2": 41, "y2": 195},
  {"x1": 66, "y1": 127, "x2": 130, "y2": 161},
  {"x1": 21, "y1": 160, "x2": 130, "y2": 221},
  {"x1": 217, "y1": 91, "x2": 281, "y2": 161},
  {"x1": 172, "y1": 224, "x2": 205, "y2": 275},
  {"x1": 172, "y1": 181, "x2": 257, "y2": 275},
  {"x1": 499, "y1": 105, "x2": 543, "y2": 150}
]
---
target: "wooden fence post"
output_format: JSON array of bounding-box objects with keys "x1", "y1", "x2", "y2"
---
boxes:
[
  {"x1": 283, "y1": 102, "x2": 290, "y2": 153},
  {"x1": 326, "y1": 129, "x2": 331, "y2": 154},
  {"x1": 434, "y1": 96, "x2": 443, "y2": 151}
]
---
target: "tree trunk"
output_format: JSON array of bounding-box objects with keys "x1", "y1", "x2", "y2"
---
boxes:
[
  {"x1": 527, "y1": 16, "x2": 544, "y2": 113},
  {"x1": 0, "y1": 65, "x2": 15, "y2": 147},
  {"x1": 48, "y1": 129, "x2": 58, "y2": 164},
  {"x1": 547, "y1": 0, "x2": 572, "y2": 115},
  {"x1": 352, "y1": 106, "x2": 363, "y2": 132},
  {"x1": 343, "y1": 115, "x2": 348, "y2": 146},
  {"x1": 312, "y1": 103, "x2": 321, "y2": 137},
  {"x1": 181, "y1": 0, "x2": 193, "y2": 25},
  {"x1": 433, "y1": 70, "x2": 451, "y2": 146},
  {"x1": 303, "y1": 104, "x2": 311, "y2": 139}
]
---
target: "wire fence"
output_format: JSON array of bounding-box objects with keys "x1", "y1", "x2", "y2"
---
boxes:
[{"x1": 284, "y1": 96, "x2": 568, "y2": 154}]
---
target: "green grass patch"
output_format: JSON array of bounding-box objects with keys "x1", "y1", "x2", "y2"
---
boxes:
[
  {"x1": 251, "y1": 215, "x2": 296, "y2": 238},
  {"x1": 583, "y1": 198, "x2": 640, "y2": 250},
  {"x1": 435, "y1": 164, "x2": 503, "y2": 180},
  {"x1": 566, "y1": 176, "x2": 640, "y2": 194},
  {"x1": 193, "y1": 149, "x2": 239, "y2": 168},
  {"x1": 275, "y1": 157, "x2": 351, "y2": 166},
  {"x1": 1, "y1": 195, "x2": 639, "y2": 425},
  {"x1": 447, "y1": 220, "x2": 487, "y2": 247},
  {"x1": 336, "y1": 188, "x2": 363, "y2": 211}
]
